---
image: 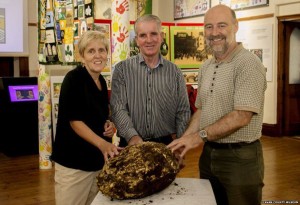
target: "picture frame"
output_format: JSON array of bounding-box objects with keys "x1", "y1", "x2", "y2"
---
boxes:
[
  {"x1": 182, "y1": 69, "x2": 199, "y2": 85},
  {"x1": 94, "y1": 0, "x2": 137, "y2": 20},
  {"x1": 94, "y1": 19, "x2": 112, "y2": 73},
  {"x1": 170, "y1": 24, "x2": 209, "y2": 69},
  {"x1": 174, "y1": 0, "x2": 210, "y2": 20},
  {"x1": 50, "y1": 76, "x2": 65, "y2": 138},
  {"x1": 160, "y1": 22, "x2": 175, "y2": 61},
  {"x1": 129, "y1": 21, "x2": 138, "y2": 57},
  {"x1": 219, "y1": 0, "x2": 269, "y2": 10}
]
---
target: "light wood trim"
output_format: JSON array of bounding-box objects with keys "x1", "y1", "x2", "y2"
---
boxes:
[{"x1": 237, "y1": 13, "x2": 274, "y2": 21}]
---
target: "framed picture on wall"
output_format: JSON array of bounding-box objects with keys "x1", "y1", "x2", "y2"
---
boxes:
[
  {"x1": 160, "y1": 24, "x2": 171, "y2": 61},
  {"x1": 129, "y1": 21, "x2": 138, "y2": 57},
  {"x1": 94, "y1": 19, "x2": 112, "y2": 73},
  {"x1": 219, "y1": 0, "x2": 269, "y2": 10},
  {"x1": 170, "y1": 24, "x2": 210, "y2": 69},
  {"x1": 94, "y1": 0, "x2": 137, "y2": 20},
  {"x1": 182, "y1": 69, "x2": 199, "y2": 85},
  {"x1": 50, "y1": 76, "x2": 65, "y2": 138},
  {"x1": 174, "y1": 0, "x2": 210, "y2": 20}
]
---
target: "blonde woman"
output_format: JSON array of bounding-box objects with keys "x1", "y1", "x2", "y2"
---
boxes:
[{"x1": 51, "y1": 31, "x2": 121, "y2": 205}]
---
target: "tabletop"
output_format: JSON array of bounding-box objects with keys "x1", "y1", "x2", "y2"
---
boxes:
[{"x1": 91, "y1": 177, "x2": 216, "y2": 205}]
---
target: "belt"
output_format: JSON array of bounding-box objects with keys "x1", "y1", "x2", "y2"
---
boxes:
[{"x1": 205, "y1": 140, "x2": 259, "y2": 149}]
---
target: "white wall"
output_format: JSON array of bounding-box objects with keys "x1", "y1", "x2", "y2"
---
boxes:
[
  {"x1": 28, "y1": 0, "x2": 39, "y2": 77},
  {"x1": 26, "y1": 0, "x2": 300, "y2": 125}
]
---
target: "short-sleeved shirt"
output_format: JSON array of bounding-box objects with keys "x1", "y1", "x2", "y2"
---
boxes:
[
  {"x1": 51, "y1": 65, "x2": 110, "y2": 171},
  {"x1": 195, "y1": 43, "x2": 267, "y2": 143},
  {"x1": 110, "y1": 54, "x2": 191, "y2": 142}
]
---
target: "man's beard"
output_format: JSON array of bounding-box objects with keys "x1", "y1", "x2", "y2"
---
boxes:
[{"x1": 206, "y1": 35, "x2": 229, "y2": 57}]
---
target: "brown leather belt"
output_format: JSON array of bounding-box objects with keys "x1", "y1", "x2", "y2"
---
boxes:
[{"x1": 206, "y1": 140, "x2": 259, "y2": 149}]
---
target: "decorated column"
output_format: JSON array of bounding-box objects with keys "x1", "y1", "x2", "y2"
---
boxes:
[
  {"x1": 38, "y1": 64, "x2": 53, "y2": 169},
  {"x1": 111, "y1": 0, "x2": 130, "y2": 67}
]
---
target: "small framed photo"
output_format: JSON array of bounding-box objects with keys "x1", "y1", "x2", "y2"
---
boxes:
[
  {"x1": 94, "y1": 19, "x2": 112, "y2": 73},
  {"x1": 174, "y1": 0, "x2": 210, "y2": 20},
  {"x1": 219, "y1": 0, "x2": 269, "y2": 10},
  {"x1": 182, "y1": 69, "x2": 199, "y2": 85}
]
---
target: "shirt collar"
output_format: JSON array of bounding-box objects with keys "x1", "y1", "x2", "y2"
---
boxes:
[
  {"x1": 138, "y1": 53, "x2": 164, "y2": 68},
  {"x1": 212, "y1": 42, "x2": 243, "y2": 64}
]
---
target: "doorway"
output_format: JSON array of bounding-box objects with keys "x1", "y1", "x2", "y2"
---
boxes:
[{"x1": 277, "y1": 15, "x2": 300, "y2": 136}]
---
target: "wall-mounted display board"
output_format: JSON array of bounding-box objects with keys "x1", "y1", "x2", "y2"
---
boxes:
[
  {"x1": 95, "y1": 0, "x2": 152, "y2": 21},
  {"x1": 219, "y1": 0, "x2": 269, "y2": 10},
  {"x1": 94, "y1": 19, "x2": 112, "y2": 73},
  {"x1": 94, "y1": 19, "x2": 112, "y2": 88},
  {"x1": 38, "y1": 0, "x2": 95, "y2": 64},
  {"x1": 174, "y1": 0, "x2": 210, "y2": 20},
  {"x1": 0, "y1": 0, "x2": 29, "y2": 56},
  {"x1": 50, "y1": 75, "x2": 64, "y2": 139},
  {"x1": 38, "y1": 0, "x2": 152, "y2": 65},
  {"x1": 182, "y1": 69, "x2": 199, "y2": 85},
  {"x1": 170, "y1": 23, "x2": 209, "y2": 69},
  {"x1": 160, "y1": 23, "x2": 173, "y2": 61},
  {"x1": 236, "y1": 23, "x2": 273, "y2": 81}
]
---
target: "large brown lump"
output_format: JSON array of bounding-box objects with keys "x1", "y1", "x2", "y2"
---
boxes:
[{"x1": 97, "y1": 141, "x2": 180, "y2": 199}]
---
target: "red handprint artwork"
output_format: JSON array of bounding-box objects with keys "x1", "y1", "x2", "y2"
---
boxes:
[
  {"x1": 117, "y1": 26, "x2": 129, "y2": 43},
  {"x1": 116, "y1": 0, "x2": 129, "y2": 14}
]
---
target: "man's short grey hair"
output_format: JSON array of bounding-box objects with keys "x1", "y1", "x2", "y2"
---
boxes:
[{"x1": 134, "y1": 14, "x2": 162, "y2": 35}]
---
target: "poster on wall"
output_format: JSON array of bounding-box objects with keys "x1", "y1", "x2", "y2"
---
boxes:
[
  {"x1": 174, "y1": 0, "x2": 210, "y2": 20},
  {"x1": 170, "y1": 24, "x2": 209, "y2": 69},
  {"x1": 0, "y1": 0, "x2": 28, "y2": 56},
  {"x1": 94, "y1": 19, "x2": 112, "y2": 73},
  {"x1": 102, "y1": 73, "x2": 112, "y2": 90},
  {"x1": 236, "y1": 23, "x2": 273, "y2": 81},
  {"x1": 160, "y1": 23, "x2": 175, "y2": 61},
  {"x1": 182, "y1": 69, "x2": 199, "y2": 85},
  {"x1": 39, "y1": 0, "x2": 95, "y2": 64},
  {"x1": 219, "y1": 0, "x2": 269, "y2": 10},
  {"x1": 129, "y1": 22, "x2": 139, "y2": 57},
  {"x1": 50, "y1": 76, "x2": 65, "y2": 139},
  {"x1": 0, "y1": 8, "x2": 5, "y2": 44},
  {"x1": 136, "y1": 0, "x2": 152, "y2": 18},
  {"x1": 95, "y1": 0, "x2": 138, "y2": 21}
]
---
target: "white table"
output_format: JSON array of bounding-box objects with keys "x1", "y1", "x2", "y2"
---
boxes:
[{"x1": 91, "y1": 178, "x2": 216, "y2": 205}]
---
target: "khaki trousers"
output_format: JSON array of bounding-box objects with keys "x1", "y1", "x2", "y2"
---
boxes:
[{"x1": 54, "y1": 163, "x2": 99, "y2": 205}]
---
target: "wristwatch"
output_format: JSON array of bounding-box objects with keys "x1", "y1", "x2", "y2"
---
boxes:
[{"x1": 199, "y1": 129, "x2": 208, "y2": 142}]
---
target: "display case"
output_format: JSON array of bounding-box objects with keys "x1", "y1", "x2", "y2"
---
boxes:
[{"x1": 0, "y1": 77, "x2": 38, "y2": 156}]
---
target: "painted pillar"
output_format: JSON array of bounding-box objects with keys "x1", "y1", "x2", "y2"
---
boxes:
[
  {"x1": 38, "y1": 64, "x2": 53, "y2": 169},
  {"x1": 111, "y1": 0, "x2": 130, "y2": 68}
]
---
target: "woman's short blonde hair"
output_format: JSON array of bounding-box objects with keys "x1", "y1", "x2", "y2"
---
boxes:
[{"x1": 78, "y1": 30, "x2": 110, "y2": 57}]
